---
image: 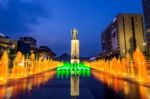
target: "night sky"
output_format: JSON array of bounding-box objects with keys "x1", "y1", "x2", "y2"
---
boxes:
[{"x1": 0, "y1": 0, "x2": 143, "y2": 57}]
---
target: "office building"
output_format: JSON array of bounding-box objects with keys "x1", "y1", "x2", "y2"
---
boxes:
[
  {"x1": 17, "y1": 41, "x2": 30, "y2": 55},
  {"x1": 19, "y1": 37, "x2": 37, "y2": 52},
  {"x1": 0, "y1": 33, "x2": 16, "y2": 56},
  {"x1": 38, "y1": 46, "x2": 56, "y2": 58},
  {"x1": 142, "y1": 0, "x2": 150, "y2": 49},
  {"x1": 101, "y1": 24, "x2": 112, "y2": 58},
  {"x1": 101, "y1": 14, "x2": 145, "y2": 58}
]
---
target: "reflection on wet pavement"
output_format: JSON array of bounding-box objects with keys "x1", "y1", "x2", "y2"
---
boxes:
[
  {"x1": 0, "y1": 70, "x2": 150, "y2": 99},
  {"x1": 92, "y1": 70, "x2": 150, "y2": 99},
  {"x1": 0, "y1": 71, "x2": 55, "y2": 99}
]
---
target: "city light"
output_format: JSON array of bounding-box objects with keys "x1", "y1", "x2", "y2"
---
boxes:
[{"x1": 57, "y1": 62, "x2": 90, "y2": 78}]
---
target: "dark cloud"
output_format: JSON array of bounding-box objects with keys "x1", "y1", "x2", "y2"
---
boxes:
[{"x1": 0, "y1": 0, "x2": 49, "y2": 35}]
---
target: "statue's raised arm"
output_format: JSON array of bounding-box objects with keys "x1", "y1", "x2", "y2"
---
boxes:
[{"x1": 71, "y1": 28, "x2": 78, "y2": 39}]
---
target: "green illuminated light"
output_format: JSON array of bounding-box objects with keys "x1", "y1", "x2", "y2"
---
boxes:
[{"x1": 57, "y1": 62, "x2": 90, "y2": 78}]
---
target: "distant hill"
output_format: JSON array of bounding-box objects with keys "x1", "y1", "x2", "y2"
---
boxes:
[{"x1": 56, "y1": 53, "x2": 70, "y2": 61}]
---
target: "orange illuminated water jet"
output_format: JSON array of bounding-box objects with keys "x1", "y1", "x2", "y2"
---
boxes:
[
  {"x1": 0, "y1": 51, "x2": 61, "y2": 85},
  {"x1": 133, "y1": 48, "x2": 148, "y2": 82},
  {"x1": 11, "y1": 52, "x2": 26, "y2": 79},
  {"x1": 86, "y1": 48, "x2": 149, "y2": 84},
  {"x1": 0, "y1": 51, "x2": 8, "y2": 84}
]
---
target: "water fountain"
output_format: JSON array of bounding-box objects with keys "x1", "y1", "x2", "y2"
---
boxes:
[
  {"x1": 0, "y1": 50, "x2": 60, "y2": 85},
  {"x1": 0, "y1": 51, "x2": 8, "y2": 84},
  {"x1": 86, "y1": 48, "x2": 149, "y2": 84},
  {"x1": 133, "y1": 48, "x2": 148, "y2": 82},
  {"x1": 57, "y1": 62, "x2": 90, "y2": 78},
  {"x1": 11, "y1": 52, "x2": 26, "y2": 79}
]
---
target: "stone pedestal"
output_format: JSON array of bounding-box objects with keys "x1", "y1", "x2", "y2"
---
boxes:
[{"x1": 71, "y1": 40, "x2": 80, "y2": 63}]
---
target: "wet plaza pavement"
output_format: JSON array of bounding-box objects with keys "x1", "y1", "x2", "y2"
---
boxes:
[{"x1": 0, "y1": 70, "x2": 150, "y2": 99}]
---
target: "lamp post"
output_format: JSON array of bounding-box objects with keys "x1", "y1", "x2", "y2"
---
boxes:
[
  {"x1": 110, "y1": 52, "x2": 112, "y2": 59},
  {"x1": 122, "y1": 49, "x2": 126, "y2": 57},
  {"x1": 143, "y1": 42, "x2": 147, "y2": 54},
  {"x1": 108, "y1": 53, "x2": 110, "y2": 59}
]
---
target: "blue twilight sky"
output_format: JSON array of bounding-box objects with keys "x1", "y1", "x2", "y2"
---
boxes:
[{"x1": 0, "y1": 0, "x2": 143, "y2": 56}]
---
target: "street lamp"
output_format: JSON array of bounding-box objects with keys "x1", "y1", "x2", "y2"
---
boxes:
[
  {"x1": 110, "y1": 52, "x2": 112, "y2": 59},
  {"x1": 143, "y1": 42, "x2": 147, "y2": 53},
  {"x1": 122, "y1": 49, "x2": 126, "y2": 57},
  {"x1": 108, "y1": 54, "x2": 110, "y2": 59},
  {"x1": 143, "y1": 42, "x2": 146, "y2": 46}
]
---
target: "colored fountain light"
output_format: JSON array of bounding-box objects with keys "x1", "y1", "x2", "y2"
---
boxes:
[
  {"x1": 0, "y1": 51, "x2": 8, "y2": 84},
  {"x1": 85, "y1": 48, "x2": 149, "y2": 84},
  {"x1": 0, "y1": 51, "x2": 61, "y2": 85},
  {"x1": 56, "y1": 62, "x2": 90, "y2": 78},
  {"x1": 133, "y1": 48, "x2": 148, "y2": 82},
  {"x1": 10, "y1": 52, "x2": 61, "y2": 79}
]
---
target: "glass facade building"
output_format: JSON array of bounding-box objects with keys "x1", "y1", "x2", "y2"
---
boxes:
[
  {"x1": 142, "y1": 0, "x2": 150, "y2": 49},
  {"x1": 101, "y1": 14, "x2": 145, "y2": 58}
]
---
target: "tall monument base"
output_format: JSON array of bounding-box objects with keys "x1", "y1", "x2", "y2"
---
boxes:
[
  {"x1": 71, "y1": 40, "x2": 79, "y2": 64},
  {"x1": 71, "y1": 59, "x2": 80, "y2": 64}
]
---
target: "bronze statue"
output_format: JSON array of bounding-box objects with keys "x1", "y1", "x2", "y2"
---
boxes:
[{"x1": 71, "y1": 28, "x2": 78, "y2": 39}]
